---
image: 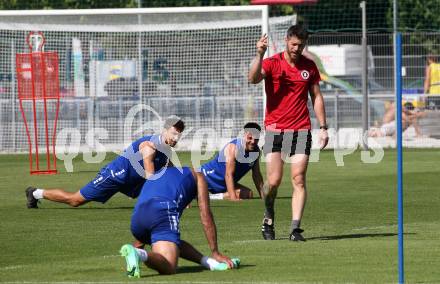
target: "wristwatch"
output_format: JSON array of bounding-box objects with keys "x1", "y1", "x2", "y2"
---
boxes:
[{"x1": 319, "y1": 125, "x2": 328, "y2": 130}]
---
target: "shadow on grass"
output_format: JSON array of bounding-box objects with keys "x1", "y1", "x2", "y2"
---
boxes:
[
  {"x1": 36, "y1": 204, "x2": 232, "y2": 210},
  {"x1": 307, "y1": 232, "x2": 415, "y2": 241},
  {"x1": 186, "y1": 204, "x2": 236, "y2": 208},
  {"x1": 275, "y1": 232, "x2": 415, "y2": 241},
  {"x1": 177, "y1": 264, "x2": 256, "y2": 274},
  {"x1": 251, "y1": 196, "x2": 292, "y2": 200},
  {"x1": 177, "y1": 266, "x2": 208, "y2": 274},
  {"x1": 139, "y1": 264, "x2": 255, "y2": 278}
]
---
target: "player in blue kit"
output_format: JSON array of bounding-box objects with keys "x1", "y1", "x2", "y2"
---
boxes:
[
  {"x1": 120, "y1": 166, "x2": 238, "y2": 277},
  {"x1": 200, "y1": 122, "x2": 264, "y2": 201},
  {"x1": 25, "y1": 116, "x2": 184, "y2": 208}
]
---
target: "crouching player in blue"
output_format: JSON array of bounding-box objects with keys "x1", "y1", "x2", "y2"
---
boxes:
[
  {"x1": 25, "y1": 116, "x2": 184, "y2": 208},
  {"x1": 200, "y1": 122, "x2": 264, "y2": 201},
  {"x1": 120, "y1": 167, "x2": 239, "y2": 277}
]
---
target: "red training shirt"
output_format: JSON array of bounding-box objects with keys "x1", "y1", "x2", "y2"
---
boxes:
[{"x1": 262, "y1": 52, "x2": 320, "y2": 131}]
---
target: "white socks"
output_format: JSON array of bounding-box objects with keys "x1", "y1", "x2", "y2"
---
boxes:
[
  {"x1": 33, "y1": 189, "x2": 44, "y2": 200},
  {"x1": 135, "y1": 248, "x2": 148, "y2": 262},
  {"x1": 201, "y1": 256, "x2": 220, "y2": 270},
  {"x1": 209, "y1": 193, "x2": 224, "y2": 200}
]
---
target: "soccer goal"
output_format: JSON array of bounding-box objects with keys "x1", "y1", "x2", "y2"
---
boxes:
[{"x1": 0, "y1": 6, "x2": 278, "y2": 153}]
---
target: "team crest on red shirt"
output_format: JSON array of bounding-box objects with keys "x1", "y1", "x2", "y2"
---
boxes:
[{"x1": 300, "y1": 70, "x2": 310, "y2": 80}]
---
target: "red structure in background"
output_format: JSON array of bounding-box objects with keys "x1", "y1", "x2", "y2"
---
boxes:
[{"x1": 16, "y1": 32, "x2": 60, "y2": 175}]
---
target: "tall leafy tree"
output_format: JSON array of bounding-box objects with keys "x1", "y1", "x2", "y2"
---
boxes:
[
  {"x1": 294, "y1": 0, "x2": 392, "y2": 32},
  {"x1": 1, "y1": 0, "x2": 438, "y2": 33},
  {"x1": 395, "y1": 0, "x2": 440, "y2": 31}
]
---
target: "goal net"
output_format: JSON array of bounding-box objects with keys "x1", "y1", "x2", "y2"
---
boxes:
[{"x1": 0, "y1": 6, "x2": 292, "y2": 153}]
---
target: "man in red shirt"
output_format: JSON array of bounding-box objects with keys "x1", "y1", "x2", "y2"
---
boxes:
[{"x1": 248, "y1": 25, "x2": 329, "y2": 241}]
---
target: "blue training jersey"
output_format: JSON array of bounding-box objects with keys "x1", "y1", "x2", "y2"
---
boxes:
[
  {"x1": 134, "y1": 167, "x2": 197, "y2": 216},
  {"x1": 106, "y1": 134, "x2": 171, "y2": 190},
  {"x1": 200, "y1": 138, "x2": 260, "y2": 193}
]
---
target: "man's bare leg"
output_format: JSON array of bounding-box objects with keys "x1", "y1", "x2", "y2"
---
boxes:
[
  {"x1": 289, "y1": 154, "x2": 309, "y2": 242},
  {"x1": 261, "y1": 152, "x2": 284, "y2": 240}
]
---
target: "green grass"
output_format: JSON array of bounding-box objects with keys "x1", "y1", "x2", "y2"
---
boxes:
[{"x1": 0, "y1": 149, "x2": 439, "y2": 283}]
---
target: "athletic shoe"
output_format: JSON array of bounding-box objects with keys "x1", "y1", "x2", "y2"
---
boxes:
[
  {"x1": 120, "y1": 244, "x2": 141, "y2": 278},
  {"x1": 25, "y1": 187, "x2": 38, "y2": 209},
  {"x1": 211, "y1": 262, "x2": 229, "y2": 271},
  {"x1": 289, "y1": 228, "x2": 306, "y2": 242},
  {"x1": 211, "y1": 258, "x2": 240, "y2": 271},
  {"x1": 261, "y1": 218, "x2": 275, "y2": 240},
  {"x1": 231, "y1": 258, "x2": 240, "y2": 268}
]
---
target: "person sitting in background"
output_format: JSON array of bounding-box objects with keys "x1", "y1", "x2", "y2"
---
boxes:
[{"x1": 369, "y1": 102, "x2": 426, "y2": 137}]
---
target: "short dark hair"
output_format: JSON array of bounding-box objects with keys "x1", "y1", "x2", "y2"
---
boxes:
[
  {"x1": 403, "y1": 102, "x2": 414, "y2": 111},
  {"x1": 243, "y1": 122, "x2": 261, "y2": 132},
  {"x1": 286, "y1": 25, "x2": 309, "y2": 42},
  {"x1": 164, "y1": 115, "x2": 185, "y2": 132},
  {"x1": 427, "y1": 54, "x2": 437, "y2": 62}
]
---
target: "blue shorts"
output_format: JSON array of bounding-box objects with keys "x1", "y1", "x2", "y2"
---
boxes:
[
  {"x1": 207, "y1": 186, "x2": 226, "y2": 194},
  {"x1": 200, "y1": 168, "x2": 227, "y2": 194},
  {"x1": 131, "y1": 198, "x2": 180, "y2": 246},
  {"x1": 79, "y1": 168, "x2": 142, "y2": 203}
]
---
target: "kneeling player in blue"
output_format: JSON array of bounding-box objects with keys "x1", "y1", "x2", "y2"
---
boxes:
[
  {"x1": 120, "y1": 167, "x2": 239, "y2": 277},
  {"x1": 25, "y1": 116, "x2": 184, "y2": 208},
  {"x1": 200, "y1": 122, "x2": 264, "y2": 201}
]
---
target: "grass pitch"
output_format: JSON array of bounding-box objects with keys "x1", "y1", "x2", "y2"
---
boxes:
[{"x1": 0, "y1": 149, "x2": 439, "y2": 283}]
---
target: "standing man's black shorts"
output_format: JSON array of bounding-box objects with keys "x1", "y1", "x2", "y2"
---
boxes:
[{"x1": 263, "y1": 130, "x2": 312, "y2": 156}]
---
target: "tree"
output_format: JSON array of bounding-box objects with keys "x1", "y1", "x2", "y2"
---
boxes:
[
  {"x1": 1, "y1": 0, "x2": 438, "y2": 34},
  {"x1": 293, "y1": 0, "x2": 392, "y2": 32},
  {"x1": 392, "y1": 0, "x2": 440, "y2": 54},
  {"x1": 396, "y1": 0, "x2": 440, "y2": 31}
]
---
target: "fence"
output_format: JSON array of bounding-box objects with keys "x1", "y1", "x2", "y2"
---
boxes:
[{"x1": 0, "y1": 7, "x2": 439, "y2": 153}]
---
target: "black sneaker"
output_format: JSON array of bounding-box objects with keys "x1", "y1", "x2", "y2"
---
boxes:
[
  {"x1": 25, "y1": 186, "x2": 38, "y2": 208},
  {"x1": 261, "y1": 218, "x2": 275, "y2": 240},
  {"x1": 289, "y1": 228, "x2": 306, "y2": 242}
]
